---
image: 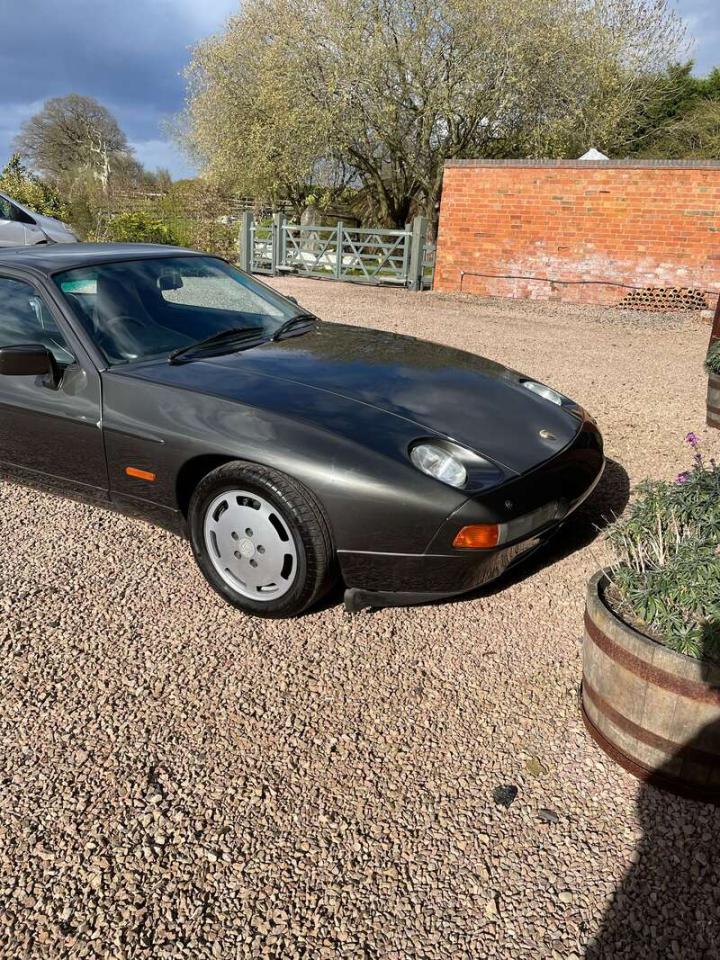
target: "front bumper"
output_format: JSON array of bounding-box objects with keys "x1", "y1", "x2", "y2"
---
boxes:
[
  {"x1": 342, "y1": 534, "x2": 549, "y2": 612},
  {"x1": 340, "y1": 420, "x2": 604, "y2": 611}
]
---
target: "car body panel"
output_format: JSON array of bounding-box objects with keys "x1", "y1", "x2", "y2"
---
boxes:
[
  {"x1": 204, "y1": 323, "x2": 580, "y2": 474},
  {"x1": 28, "y1": 212, "x2": 78, "y2": 245},
  {"x1": 101, "y1": 366, "x2": 466, "y2": 553},
  {"x1": 0, "y1": 244, "x2": 605, "y2": 605},
  {"x1": 0, "y1": 242, "x2": 195, "y2": 271},
  {"x1": 0, "y1": 192, "x2": 77, "y2": 246},
  {"x1": 340, "y1": 420, "x2": 604, "y2": 593},
  {"x1": 0, "y1": 263, "x2": 107, "y2": 499},
  {"x1": 0, "y1": 361, "x2": 107, "y2": 495}
]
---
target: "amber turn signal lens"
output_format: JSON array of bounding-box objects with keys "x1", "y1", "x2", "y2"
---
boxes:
[
  {"x1": 453, "y1": 524, "x2": 500, "y2": 549},
  {"x1": 125, "y1": 467, "x2": 156, "y2": 482}
]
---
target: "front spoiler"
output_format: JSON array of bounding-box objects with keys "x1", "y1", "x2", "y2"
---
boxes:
[{"x1": 342, "y1": 533, "x2": 547, "y2": 613}]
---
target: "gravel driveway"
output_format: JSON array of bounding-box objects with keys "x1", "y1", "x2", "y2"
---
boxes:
[{"x1": 2, "y1": 280, "x2": 719, "y2": 959}]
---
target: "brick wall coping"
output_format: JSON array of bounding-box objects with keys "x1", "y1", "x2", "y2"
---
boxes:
[{"x1": 444, "y1": 159, "x2": 720, "y2": 170}]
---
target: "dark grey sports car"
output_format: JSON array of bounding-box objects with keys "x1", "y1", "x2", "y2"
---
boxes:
[{"x1": 0, "y1": 244, "x2": 604, "y2": 617}]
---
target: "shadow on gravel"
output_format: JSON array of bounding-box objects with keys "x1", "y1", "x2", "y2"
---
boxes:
[
  {"x1": 463, "y1": 456, "x2": 631, "y2": 601},
  {"x1": 585, "y1": 720, "x2": 720, "y2": 959}
]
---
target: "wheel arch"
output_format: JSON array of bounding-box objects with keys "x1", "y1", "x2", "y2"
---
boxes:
[
  {"x1": 175, "y1": 450, "x2": 341, "y2": 544},
  {"x1": 175, "y1": 453, "x2": 241, "y2": 517}
]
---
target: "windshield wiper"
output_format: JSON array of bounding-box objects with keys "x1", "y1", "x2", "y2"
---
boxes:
[
  {"x1": 168, "y1": 326, "x2": 266, "y2": 365},
  {"x1": 271, "y1": 312, "x2": 317, "y2": 342},
  {"x1": 168, "y1": 313, "x2": 316, "y2": 364}
]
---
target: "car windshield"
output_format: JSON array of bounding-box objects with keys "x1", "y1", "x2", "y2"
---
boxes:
[{"x1": 53, "y1": 255, "x2": 301, "y2": 366}]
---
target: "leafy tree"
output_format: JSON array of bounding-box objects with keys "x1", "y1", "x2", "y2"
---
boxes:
[
  {"x1": 640, "y1": 100, "x2": 720, "y2": 159},
  {"x1": 182, "y1": 0, "x2": 685, "y2": 226},
  {"x1": 0, "y1": 154, "x2": 69, "y2": 220},
  {"x1": 13, "y1": 95, "x2": 175, "y2": 237},
  {"x1": 626, "y1": 64, "x2": 720, "y2": 158}
]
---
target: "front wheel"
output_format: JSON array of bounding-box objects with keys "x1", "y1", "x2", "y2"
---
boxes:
[{"x1": 189, "y1": 461, "x2": 335, "y2": 618}]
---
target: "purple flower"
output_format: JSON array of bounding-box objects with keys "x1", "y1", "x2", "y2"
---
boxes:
[
  {"x1": 675, "y1": 471, "x2": 691, "y2": 485},
  {"x1": 685, "y1": 432, "x2": 700, "y2": 448}
]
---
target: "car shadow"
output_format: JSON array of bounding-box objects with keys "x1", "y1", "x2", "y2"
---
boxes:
[
  {"x1": 584, "y1": 715, "x2": 720, "y2": 958},
  {"x1": 317, "y1": 577, "x2": 348, "y2": 614}
]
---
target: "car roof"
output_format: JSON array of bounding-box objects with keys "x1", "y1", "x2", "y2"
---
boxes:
[{"x1": 0, "y1": 243, "x2": 205, "y2": 275}]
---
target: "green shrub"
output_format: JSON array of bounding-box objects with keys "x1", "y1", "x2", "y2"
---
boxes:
[
  {"x1": 0, "y1": 154, "x2": 69, "y2": 221},
  {"x1": 605, "y1": 435, "x2": 720, "y2": 662},
  {"x1": 100, "y1": 211, "x2": 182, "y2": 246},
  {"x1": 706, "y1": 339, "x2": 720, "y2": 375},
  {"x1": 185, "y1": 219, "x2": 238, "y2": 260},
  {"x1": 94, "y1": 210, "x2": 238, "y2": 260}
]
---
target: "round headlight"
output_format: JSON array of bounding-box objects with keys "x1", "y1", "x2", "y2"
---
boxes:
[
  {"x1": 410, "y1": 443, "x2": 468, "y2": 489},
  {"x1": 522, "y1": 380, "x2": 564, "y2": 406}
]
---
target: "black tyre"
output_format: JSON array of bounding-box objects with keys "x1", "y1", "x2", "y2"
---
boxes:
[{"x1": 189, "y1": 461, "x2": 335, "y2": 618}]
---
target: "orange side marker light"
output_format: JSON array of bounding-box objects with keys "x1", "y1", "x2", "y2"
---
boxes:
[
  {"x1": 453, "y1": 524, "x2": 500, "y2": 549},
  {"x1": 125, "y1": 466, "x2": 157, "y2": 482}
]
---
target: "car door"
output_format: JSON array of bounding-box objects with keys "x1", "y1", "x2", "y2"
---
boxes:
[{"x1": 0, "y1": 273, "x2": 109, "y2": 501}]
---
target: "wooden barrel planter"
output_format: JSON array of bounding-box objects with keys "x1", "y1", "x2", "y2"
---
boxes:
[
  {"x1": 582, "y1": 571, "x2": 720, "y2": 801},
  {"x1": 708, "y1": 373, "x2": 720, "y2": 429}
]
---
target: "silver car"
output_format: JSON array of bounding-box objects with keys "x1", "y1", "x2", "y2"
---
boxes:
[{"x1": 0, "y1": 192, "x2": 77, "y2": 247}]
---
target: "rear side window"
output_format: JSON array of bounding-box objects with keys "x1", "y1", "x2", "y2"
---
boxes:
[{"x1": 0, "y1": 197, "x2": 18, "y2": 221}]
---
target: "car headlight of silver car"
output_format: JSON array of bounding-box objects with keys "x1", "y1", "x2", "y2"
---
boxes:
[{"x1": 521, "y1": 380, "x2": 566, "y2": 406}]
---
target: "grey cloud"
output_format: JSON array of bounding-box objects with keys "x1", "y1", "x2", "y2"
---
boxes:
[
  {"x1": 1, "y1": 0, "x2": 717, "y2": 178},
  {"x1": 0, "y1": 0, "x2": 236, "y2": 175}
]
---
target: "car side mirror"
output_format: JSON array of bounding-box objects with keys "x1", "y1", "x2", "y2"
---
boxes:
[
  {"x1": 0, "y1": 344, "x2": 59, "y2": 386},
  {"x1": 286, "y1": 296, "x2": 299, "y2": 305}
]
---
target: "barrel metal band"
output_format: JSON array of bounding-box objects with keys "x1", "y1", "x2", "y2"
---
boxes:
[
  {"x1": 581, "y1": 703, "x2": 720, "y2": 802},
  {"x1": 585, "y1": 611, "x2": 720, "y2": 706},
  {"x1": 583, "y1": 677, "x2": 720, "y2": 766}
]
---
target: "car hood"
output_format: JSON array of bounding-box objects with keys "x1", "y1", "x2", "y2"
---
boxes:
[
  {"x1": 33, "y1": 211, "x2": 77, "y2": 242},
  {"x1": 144, "y1": 322, "x2": 582, "y2": 476}
]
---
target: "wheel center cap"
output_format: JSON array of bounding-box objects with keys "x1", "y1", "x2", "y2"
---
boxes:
[{"x1": 238, "y1": 537, "x2": 255, "y2": 559}]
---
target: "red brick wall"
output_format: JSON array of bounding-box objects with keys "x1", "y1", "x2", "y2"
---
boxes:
[{"x1": 434, "y1": 160, "x2": 720, "y2": 308}]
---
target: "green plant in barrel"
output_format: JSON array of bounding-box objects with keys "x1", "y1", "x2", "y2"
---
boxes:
[
  {"x1": 706, "y1": 340, "x2": 720, "y2": 375},
  {"x1": 603, "y1": 434, "x2": 720, "y2": 662}
]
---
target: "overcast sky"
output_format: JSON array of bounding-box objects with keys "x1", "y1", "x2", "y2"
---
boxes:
[{"x1": 1, "y1": 0, "x2": 718, "y2": 180}]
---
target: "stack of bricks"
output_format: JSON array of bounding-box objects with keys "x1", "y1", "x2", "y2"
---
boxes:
[
  {"x1": 616, "y1": 287, "x2": 709, "y2": 311},
  {"x1": 433, "y1": 160, "x2": 720, "y2": 311}
]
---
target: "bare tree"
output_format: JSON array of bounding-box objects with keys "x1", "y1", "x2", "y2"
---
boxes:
[{"x1": 14, "y1": 94, "x2": 134, "y2": 191}]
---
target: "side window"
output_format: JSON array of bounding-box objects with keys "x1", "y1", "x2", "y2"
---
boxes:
[
  {"x1": 0, "y1": 198, "x2": 34, "y2": 224},
  {"x1": 0, "y1": 277, "x2": 74, "y2": 364},
  {"x1": 0, "y1": 197, "x2": 17, "y2": 221}
]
